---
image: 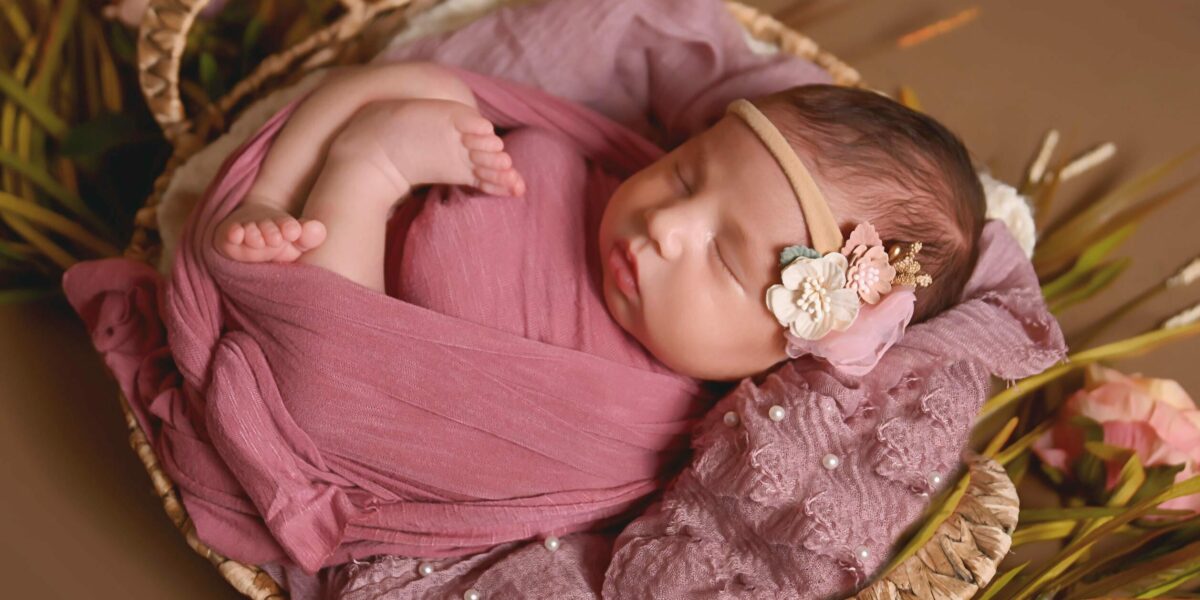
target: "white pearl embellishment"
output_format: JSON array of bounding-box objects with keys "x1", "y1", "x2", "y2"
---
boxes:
[
  {"x1": 544, "y1": 536, "x2": 560, "y2": 552},
  {"x1": 768, "y1": 405, "x2": 786, "y2": 422},
  {"x1": 464, "y1": 589, "x2": 482, "y2": 600},
  {"x1": 855, "y1": 546, "x2": 870, "y2": 561},
  {"x1": 723, "y1": 411, "x2": 739, "y2": 426},
  {"x1": 417, "y1": 562, "x2": 435, "y2": 577},
  {"x1": 821, "y1": 454, "x2": 840, "y2": 470},
  {"x1": 929, "y1": 472, "x2": 943, "y2": 487}
]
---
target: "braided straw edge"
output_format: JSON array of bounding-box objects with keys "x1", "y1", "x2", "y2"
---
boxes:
[
  {"x1": 122, "y1": 3, "x2": 1016, "y2": 600},
  {"x1": 854, "y1": 455, "x2": 1019, "y2": 600}
]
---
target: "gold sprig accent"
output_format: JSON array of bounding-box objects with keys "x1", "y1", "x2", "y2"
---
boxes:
[{"x1": 889, "y1": 242, "x2": 933, "y2": 288}]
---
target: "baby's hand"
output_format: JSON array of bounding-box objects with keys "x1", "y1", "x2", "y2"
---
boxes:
[{"x1": 327, "y1": 98, "x2": 526, "y2": 197}]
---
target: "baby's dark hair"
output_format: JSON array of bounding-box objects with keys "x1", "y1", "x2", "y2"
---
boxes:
[{"x1": 755, "y1": 85, "x2": 986, "y2": 323}]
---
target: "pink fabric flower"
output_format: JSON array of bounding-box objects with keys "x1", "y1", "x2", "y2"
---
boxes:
[
  {"x1": 784, "y1": 287, "x2": 914, "y2": 376},
  {"x1": 841, "y1": 223, "x2": 894, "y2": 304},
  {"x1": 1034, "y1": 365, "x2": 1200, "y2": 513}
]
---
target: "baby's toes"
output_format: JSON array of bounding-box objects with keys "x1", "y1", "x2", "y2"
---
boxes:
[
  {"x1": 462, "y1": 133, "x2": 504, "y2": 152},
  {"x1": 257, "y1": 219, "x2": 283, "y2": 247},
  {"x1": 295, "y1": 219, "x2": 327, "y2": 252},
  {"x1": 474, "y1": 166, "x2": 526, "y2": 197},
  {"x1": 225, "y1": 222, "x2": 246, "y2": 245},
  {"x1": 276, "y1": 216, "x2": 302, "y2": 242},
  {"x1": 453, "y1": 113, "x2": 495, "y2": 136},
  {"x1": 243, "y1": 222, "x2": 265, "y2": 249},
  {"x1": 473, "y1": 166, "x2": 510, "y2": 186},
  {"x1": 469, "y1": 149, "x2": 512, "y2": 170},
  {"x1": 509, "y1": 171, "x2": 526, "y2": 196}
]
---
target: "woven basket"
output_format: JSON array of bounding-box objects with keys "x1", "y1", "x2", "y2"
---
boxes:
[{"x1": 123, "y1": 1, "x2": 1018, "y2": 598}]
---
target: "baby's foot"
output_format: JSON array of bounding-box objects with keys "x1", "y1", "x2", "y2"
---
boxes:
[
  {"x1": 328, "y1": 98, "x2": 526, "y2": 198},
  {"x1": 214, "y1": 202, "x2": 327, "y2": 263}
]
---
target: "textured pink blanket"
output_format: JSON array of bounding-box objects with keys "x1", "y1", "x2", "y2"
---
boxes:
[{"x1": 63, "y1": 0, "x2": 1068, "y2": 597}]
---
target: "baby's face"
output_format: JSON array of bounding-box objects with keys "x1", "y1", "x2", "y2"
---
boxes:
[{"x1": 598, "y1": 115, "x2": 818, "y2": 380}]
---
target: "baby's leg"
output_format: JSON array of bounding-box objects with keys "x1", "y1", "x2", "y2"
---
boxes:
[
  {"x1": 295, "y1": 98, "x2": 524, "y2": 292},
  {"x1": 215, "y1": 61, "x2": 480, "y2": 262}
]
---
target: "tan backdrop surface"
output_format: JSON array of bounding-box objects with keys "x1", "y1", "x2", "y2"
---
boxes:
[{"x1": 2, "y1": 0, "x2": 1198, "y2": 597}]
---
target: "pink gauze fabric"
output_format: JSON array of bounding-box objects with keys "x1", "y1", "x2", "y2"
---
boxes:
[{"x1": 61, "y1": 0, "x2": 1069, "y2": 597}]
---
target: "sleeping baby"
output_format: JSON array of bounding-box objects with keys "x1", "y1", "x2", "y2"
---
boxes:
[
  {"x1": 213, "y1": 60, "x2": 983, "y2": 380},
  {"x1": 62, "y1": 5, "x2": 1065, "y2": 593}
]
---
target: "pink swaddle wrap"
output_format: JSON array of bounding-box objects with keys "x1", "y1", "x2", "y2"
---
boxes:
[{"x1": 158, "y1": 70, "x2": 720, "y2": 574}]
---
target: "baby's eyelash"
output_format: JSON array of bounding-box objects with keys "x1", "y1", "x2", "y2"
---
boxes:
[
  {"x1": 674, "y1": 162, "x2": 693, "y2": 195},
  {"x1": 711, "y1": 239, "x2": 738, "y2": 282}
]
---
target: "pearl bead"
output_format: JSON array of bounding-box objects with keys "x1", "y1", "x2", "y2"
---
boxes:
[
  {"x1": 464, "y1": 589, "x2": 482, "y2": 600},
  {"x1": 928, "y1": 472, "x2": 943, "y2": 487},
  {"x1": 417, "y1": 562, "x2": 435, "y2": 577},
  {"x1": 855, "y1": 545, "x2": 870, "y2": 561},
  {"x1": 768, "y1": 405, "x2": 786, "y2": 422},
  {"x1": 543, "y1": 536, "x2": 560, "y2": 552},
  {"x1": 723, "y1": 411, "x2": 739, "y2": 426},
  {"x1": 821, "y1": 453, "x2": 840, "y2": 470}
]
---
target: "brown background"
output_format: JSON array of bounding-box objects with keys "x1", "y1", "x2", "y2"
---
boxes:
[{"x1": 2, "y1": 0, "x2": 1198, "y2": 597}]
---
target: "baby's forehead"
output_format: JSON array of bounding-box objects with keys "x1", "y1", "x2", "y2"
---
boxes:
[
  {"x1": 686, "y1": 116, "x2": 832, "y2": 285},
  {"x1": 695, "y1": 117, "x2": 809, "y2": 236}
]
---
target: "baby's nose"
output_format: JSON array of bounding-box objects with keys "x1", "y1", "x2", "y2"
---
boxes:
[{"x1": 645, "y1": 201, "x2": 709, "y2": 261}]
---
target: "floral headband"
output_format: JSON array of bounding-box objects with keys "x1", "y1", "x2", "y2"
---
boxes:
[{"x1": 726, "y1": 99, "x2": 933, "y2": 375}]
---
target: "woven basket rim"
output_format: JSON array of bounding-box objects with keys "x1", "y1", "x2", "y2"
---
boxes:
[{"x1": 119, "y1": 2, "x2": 1011, "y2": 599}]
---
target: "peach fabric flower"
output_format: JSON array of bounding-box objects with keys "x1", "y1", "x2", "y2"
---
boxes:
[
  {"x1": 1034, "y1": 365, "x2": 1200, "y2": 513},
  {"x1": 841, "y1": 223, "x2": 894, "y2": 304}
]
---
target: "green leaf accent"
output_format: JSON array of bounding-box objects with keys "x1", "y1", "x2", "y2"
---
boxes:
[
  {"x1": 1019, "y1": 506, "x2": 1190, "y2": 523},
  {"x1": 1049, "y1": 258, "x2": 1130, "y2": 313},
  {"x1": 977, "y1": 561, "x2": 1029, "y2": 600},
  {"x1": 1035, "y1": 145, "x2": 1200, "y2": 277},
  {"x1": 1050, "y1": 513, "x2": 1200, "y2": 594},
  {"x1": 1065, "y1": 540, "x2": 1200, "y2": 598},
  {"x1": 0, "y1": 69, "x2": 68, "y2": 138},
  {"x1": 0, "y1": 288, "x2": 57, "y2": 304},
  {"x1": 1042, "y1": 222, "x2": 1136, "y2": 300},
  {"x1": 1130, "y1": 464, "x2": 1188, "y2": 506},
  {"x1": 1007, "y1": 474, "x2": 1200, "y2": 600},
  {"x1": 995, "y1": 421, "x2": 1053, "y2": 466},
  {"x1": 779, "y1": 245, "x2": 819, "y2": 267},
  {"x1": 1069, "y1": 416, "x2": 1103, "y2": 443},
  {"x1": 199, "y1": 51, "x2": 221, "y2": 99}
]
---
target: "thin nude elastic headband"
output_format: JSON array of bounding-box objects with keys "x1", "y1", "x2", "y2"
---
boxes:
[{"x1": 725, "y1": 99, "x2": 844, "y2": 254}]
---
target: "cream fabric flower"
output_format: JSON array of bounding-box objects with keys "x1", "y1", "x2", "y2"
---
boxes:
[
  {"x1": 766, "y1": 253, "x2": 861, "y2": 340},
  {"x1": 980, "y1": 172, "x2": 1036, "y2": 259}
]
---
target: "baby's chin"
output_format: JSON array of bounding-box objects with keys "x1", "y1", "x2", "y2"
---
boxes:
[{"x1": 600, "y1": 270, "x2": 640, "y2": 338}]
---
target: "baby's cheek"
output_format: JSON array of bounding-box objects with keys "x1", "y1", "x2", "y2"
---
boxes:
[{"x1": 646, "y1": 299, "x2": 786, "y2": 380}]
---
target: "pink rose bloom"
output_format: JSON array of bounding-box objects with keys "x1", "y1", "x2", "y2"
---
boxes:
[{"x1": 1034, "y1": 365, "x2": 1200, "y2": 513}]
